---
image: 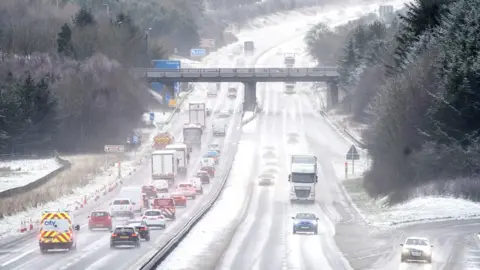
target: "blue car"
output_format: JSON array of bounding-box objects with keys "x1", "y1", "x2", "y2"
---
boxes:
[{"x1": 292, "y1": 213, "x2": 319, "y2": 234}]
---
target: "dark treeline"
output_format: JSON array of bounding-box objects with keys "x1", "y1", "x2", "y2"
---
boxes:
[{"x1": 306, "y1": 0, "x2": 480, "y2": 204}]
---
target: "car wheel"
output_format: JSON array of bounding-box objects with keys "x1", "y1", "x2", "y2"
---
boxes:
[
  {"x1": 172, "y1": 215, "x2": 176, "y2": 220},
  {"x1": 146, "y1": 236, "x2": 151, "y2": 241},
  {"x1": 313, "y1": 228, "x2": 318, "y2": 235},
  {"x1": 88, "y1": 226, "x2": 93, "y2": 231},
  {"x1": 108, "y1": 226, "x2": 112, "y2": 231},
  {"x1": 293, "y1": 227, "x2": 296, "y2": 234},
  {"x1": 110, "y1": 244, "x2": 115, "y2": 249},
  {"x1": 400, "y1": 256, "x2": 405, "y2": 262},
  {"x1": 129, "y1": 213, "x2": 134, "y2": 219},
  {"x1": 192, "y1": 195, "x2": 196, "y2": 199},
  {"x1": 136, "y1": 241, "x2": 141, "y2": 248},
  {"x1": 40, "y1": 248, "x2": 48, "y2": 254},
  {"x1": 426, "y1": 257, "x2": 432, "y2": 263}
]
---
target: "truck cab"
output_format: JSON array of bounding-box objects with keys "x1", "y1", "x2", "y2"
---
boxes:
[
  {"x1": 284, "y1": 82, "x2": 296, "y2": 94},
  {"x1": 284, "y1": 53, "x2": 295, "y2": 68},
  {"x1": 165, "y1": 143, "x2": 188, "y2": 173},
  {"x1": 289, "y1": 155, "x2": 318, "y2": 202}
]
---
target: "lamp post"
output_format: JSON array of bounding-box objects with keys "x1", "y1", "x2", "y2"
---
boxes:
[{"x1": 145, "y1": 27, "x2": 152, "y2": 68}]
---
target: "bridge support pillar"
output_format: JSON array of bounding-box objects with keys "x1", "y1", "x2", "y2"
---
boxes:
[
  {"x1": 326, "y1": 81, "x2": 339, "y2": 110},
  {"x1": 243, "y1": 82, "x2": 257, "y2": 112}
]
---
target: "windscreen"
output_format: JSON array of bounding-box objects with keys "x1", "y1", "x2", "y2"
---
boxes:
[
  {"x1": 126, "y1": 222, "x2": 142, "y2": 227},
  {"x1": 153, "y1": 199, "x2": 173, "y2": 206},
  {"x1": 406, "y1": 239, "x2": 428, "y2": 246},
  {"x1": 92, "y1": 212, "x2": 109, "y2": 217},
  {"x1": 113, "y1": 200, "x2": 130, "y2": 205},
  {"x1": 179, "y1": 184, "x2": 192, "y2": 188},
  {"x1": 145, "y1": 211, "x2": 162, "y2": 216},
  {"x1": 114, "y1": 227, "x2": 134, "y2": 234},
  {"x1": 41, "y1": 219, "x2": 71, "y2": 232},
  {"x1": 291, "y1": 173, "x2": 316, "y2": 183},
  {"x1": 296, "y1": 213, "x2": 316, "y2": 220},
  {"x1": 292, "y1": 156, "x2": 316, "y2": 164}
]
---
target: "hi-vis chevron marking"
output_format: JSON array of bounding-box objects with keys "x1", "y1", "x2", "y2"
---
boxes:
[
  {"x1": 41, "y1": 212, "x2": 71, "y2": 224},
  {"x1": 160, "y1": 208, "x2": 175, "y2": 217}
]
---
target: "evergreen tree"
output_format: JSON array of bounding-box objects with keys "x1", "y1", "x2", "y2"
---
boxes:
[
  {"x1": 57, "y1": 23, "x2": 74, "y2": 56},
  {"x1": 73, "y1": 6, "x2": 95, "y2": 27},
  {"x1": 391, "y1": 0, "x2": 455, "y2": 73},
  {"x1": 431, "y1": 0, "x2": 480, "y2": 146},
  {"x1": 353, "y1": 26, "x2": 367, "y2": 59},
  {"x1": 338, "y1": 38, "x2": 358, "y2": 86}
]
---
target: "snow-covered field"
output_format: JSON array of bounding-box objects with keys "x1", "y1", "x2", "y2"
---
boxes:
[{"x1": 0, "y1": 158, "x2": 62, "y2": 193}]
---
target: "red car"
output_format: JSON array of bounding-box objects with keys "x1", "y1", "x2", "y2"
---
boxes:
[
  {"x1": 196, "y1": 170, "x2": 210, "y2": 184},
  {"x1": 200, "y1": 166, "x2": 215, "y2": 177},
  {"x1": 171, "y1": 193, "x2": 187, "y2": 207},
  {"x1": 88, "y1": 211, "x2": 112, "y2": 230},
  {"x1": 142, "y1": 185, "x2": 158, "y2": 199}
]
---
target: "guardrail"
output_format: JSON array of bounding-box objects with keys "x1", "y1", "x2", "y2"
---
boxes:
[{"x1": 132, "y1": 67, "x2": 339, "y2": 78}]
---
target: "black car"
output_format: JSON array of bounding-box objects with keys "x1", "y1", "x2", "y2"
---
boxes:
[
  {"x1": 196, "y1": 171, "x2": 210, "y2": 184},
  {"x1": 110, "y1": 226, "x2": 141, "y2": 248},
  {"x1": 125, "y1": 220, "x2": 151, "y2": 241}
]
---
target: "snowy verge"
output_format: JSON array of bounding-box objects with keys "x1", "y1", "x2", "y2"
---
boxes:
[
  {"x1": 241, "y1": 108, "x2": 257, "y2": 125},
  {"x1": 0, "y1": 158, "x2": 62, "y2": 193},
  {"x1": 157, "y1": 141, "x2": 255, "y2": 270}
]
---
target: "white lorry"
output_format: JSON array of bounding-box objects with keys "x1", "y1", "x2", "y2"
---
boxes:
[
  {"x1": 165, "y1": 143, "x2": 188, "y2": 173},
  {"x1": 213, "y1": 119, "x2": 227, "y2": 136},
  {"x1": 151, "y1": 150, "x2": 178, "y2": 186},
  {"x1": 288, "y1": 155, "x2": 318, "y2": 202},
  {"x1": 189, "y1": 102, "x2": 206, "y2": 128},
  {"x1": 183, "y1": 123, "x2": 203, "y2": 151}
]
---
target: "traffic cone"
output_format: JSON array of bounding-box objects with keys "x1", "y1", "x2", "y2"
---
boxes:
[{"x1": 20, "y1": 221, "x2": 25, "y2": 233}]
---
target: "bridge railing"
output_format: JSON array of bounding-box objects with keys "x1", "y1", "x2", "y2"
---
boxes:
[{"x1": 131, "y1": 67, "x2": 338, "y2": 78}]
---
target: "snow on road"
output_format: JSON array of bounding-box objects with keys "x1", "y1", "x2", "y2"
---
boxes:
[
  {"x1": 0, "y1": 158, "x2": 62, "y2": 193},
  {"x1": 157, "y1": 139, "x2": 256, "y2": 270}
]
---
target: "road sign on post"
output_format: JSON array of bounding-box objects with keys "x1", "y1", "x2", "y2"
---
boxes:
[
  {"x1": 104, "y1": 145, "x2": 125, "y2": 153},
  {"x1": 200, "y1": 38, "x2": 215, "y2": 48},
  {"x1": 149, "y1": 112, "x2": 155, "y2": 121},
  {"x1": 190, "y1": 48, "x2": 207, "y2": 57},
  {"x1": 345, "y1": 145, "x2": 360, "y2": 175}
]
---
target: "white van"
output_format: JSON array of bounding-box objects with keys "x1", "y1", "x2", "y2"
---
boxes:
[
  {"x1": 213, "y1": 120, "x2": 227, "y2": 136},
  {"x1": 201, "y1": 156, "x2": 215, "y2": 167},
  {"x1": 207, "y1": 87, "x2": 217, "y2": 97},
  {"x1": 118, "y1": 186, "x2": 144, "y2": 213},
  {"x1": 188, "y1": 177, "x2": 203, "y2": 194}
]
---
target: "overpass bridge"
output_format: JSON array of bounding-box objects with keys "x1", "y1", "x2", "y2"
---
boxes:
[{"x1": 131, "y1": 67, "x2": 339, "y2": 111}]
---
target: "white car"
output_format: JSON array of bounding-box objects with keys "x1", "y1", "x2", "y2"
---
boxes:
[
  {"x1": 400, "y1": 237, "x2": 433, "y2": 263},
  {"x1": 142, "y1": 210, "x2": 166, "y2": 229},
  {"x1": 152, "y1": 180, "x2": 169, "y2": 193},
  {"x1": 208, "y1": 144, "x2": 221, "y2": 153},
  {"x1": 258, "y1": 173, "x2": 275, "y2": 186},
  {"x1": 188, "y1": 177, "x2": 204, "y2": 194},
  {"x1": 219, "y1": 110, "x2": 231, "y2": 118},
  {"x1": 110, "y1": 198, "x2": 135, "y2": 218}
]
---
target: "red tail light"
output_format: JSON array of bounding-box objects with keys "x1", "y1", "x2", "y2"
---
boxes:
[
  {"x1": 132, "y1": 233, "x2": 137, "y2": 237},
  {"x1": 111, "y1": 233, "x2": 117, "y2": 237},
  {"x1": 140, "y1": 227, "x2": 147, "y2": 231}
]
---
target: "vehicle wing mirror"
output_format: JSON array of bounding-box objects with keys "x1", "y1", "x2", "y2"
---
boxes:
[
  {"x1": 400, "y1": 244, "x2": 403, "y2": 246},
  {"x1": 316, "y1": 218, "x2": 319, "y2": 220},
  {"x1": 288, "y1": 175, "x2": 291, "y2": 182},
  {"x1": 291, "y1": 217, "x2": 295, "y2": 220},
  {"x1": 431, "y1": 245, "x2": 433, "y2": 247},
  {"x1": 75, "y1": 225, "x2": 80, "y2": 231}
]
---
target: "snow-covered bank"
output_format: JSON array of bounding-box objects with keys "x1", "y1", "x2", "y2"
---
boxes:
[
  {"x1": 0, "y1": 158, "x2": 62, "y2": 193},
  {"x1": 157, "y1": 140, "x2": 256, "y2": 270}
]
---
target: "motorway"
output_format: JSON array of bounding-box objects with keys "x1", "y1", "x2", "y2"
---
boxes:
[
  {"x1": 0, "y1": 54, "x2": 244, "y2": 269},
  {"x1": 158, "y1": 7, "x2": 480, "y2": 270}
]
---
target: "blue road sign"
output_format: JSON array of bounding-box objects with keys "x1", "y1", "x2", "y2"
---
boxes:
[
  {"x1": 132, "y1": 135, "x2": 139, "y2": 144},
  {"x1": 151, "y1": 60, "x2": 181, "y2": 105},
  {"x1": 149, "y1": 112, "x2": 155, "y2": 121},
  {"x1": 190, "y1": 48, "x2": 206, "y2": 57}
]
